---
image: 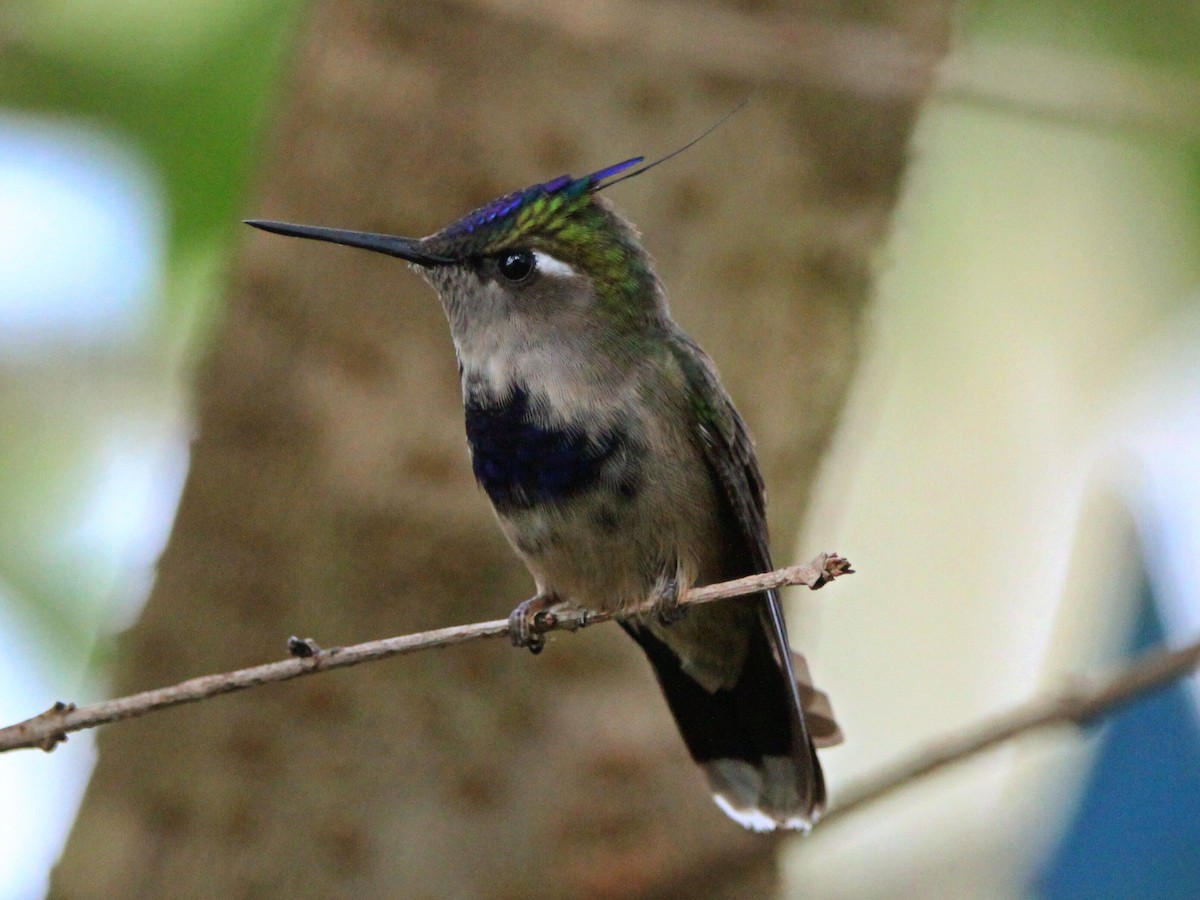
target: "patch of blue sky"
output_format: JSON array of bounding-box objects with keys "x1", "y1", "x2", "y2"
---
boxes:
[
  {"x1": 1124, "y1": 303, "x2": 1200, "y2": 717},
  {"x1": 0, "y1": 115, "x2": 163, "y2": 352},
  {"x1": 0, "y1": 584, "x2": 97, "y2": 900},
  {"x1": 0, "y1": 114, "x2": 169, "y2": 898}
]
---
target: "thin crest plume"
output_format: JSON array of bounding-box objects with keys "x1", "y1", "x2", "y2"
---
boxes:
[
  {"x1": 437, "y1": 99, "x2": 748, "y2": 251},
  {"x1": 592, "y1": 97, "x2": 750, "y2": 192},
  {"x1": 441, "y1": 157, "x2": 643, "y2": 240}
]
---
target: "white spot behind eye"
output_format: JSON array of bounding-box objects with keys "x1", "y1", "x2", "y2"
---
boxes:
[{"x1": 532, "y1": 250, "x2": 577, "y2": 279}]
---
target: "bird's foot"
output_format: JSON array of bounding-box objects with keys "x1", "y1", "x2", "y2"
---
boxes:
[
  {"x1": 649, "y1": 575, "x2": 687, "y2": 626},
  {"x1": 508, "y1": 593, "x2": 560, "y2": 655}
]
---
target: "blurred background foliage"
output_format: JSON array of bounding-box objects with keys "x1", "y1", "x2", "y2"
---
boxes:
[
  {"x1": 0, "y1": 0, "x2": 303, "y2": 648},
  {"x1": 0, "y1": 2, "x2": 303, "y2": 893},
  {"x1": 0, "y1": 0, "x2": 1198, "y2": 897},
  {"x1": 967, "y1": 0, "x2": 1198, "y2": 65},
  {"x1": 5, "y1": 0, "x2": 302, "y2": 263}
]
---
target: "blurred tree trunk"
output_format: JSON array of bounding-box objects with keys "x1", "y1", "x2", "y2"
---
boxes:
[{"x1": 52, "y1": 1, "x2": 949, "y2": 896}]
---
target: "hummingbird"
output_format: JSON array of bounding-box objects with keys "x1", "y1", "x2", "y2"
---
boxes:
[{"x1": 247, "y1": 145, "x2": 836, "y2": 831}]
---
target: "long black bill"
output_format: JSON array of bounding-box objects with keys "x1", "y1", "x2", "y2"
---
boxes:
[{"x1": 244, "y1": 220, "x2": 453, "y2": 267}]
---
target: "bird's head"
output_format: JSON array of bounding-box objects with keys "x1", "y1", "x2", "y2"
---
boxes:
[{"x1": 246, "y1": 157, "x2": 664, "y2": 343}]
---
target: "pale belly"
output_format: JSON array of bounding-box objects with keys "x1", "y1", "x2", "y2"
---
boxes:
[{"x1": 495, "y1": 447, "x2": 727, "y2": 615}]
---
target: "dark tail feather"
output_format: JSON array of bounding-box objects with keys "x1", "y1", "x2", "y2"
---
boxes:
[{"x1": 621, "y1": 609, "x2": 827, "y2": 831}]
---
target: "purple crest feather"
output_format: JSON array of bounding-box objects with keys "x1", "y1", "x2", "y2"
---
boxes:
[
  {"x1": 441, "y1": 102, "x2": 744, "y2": 243},
  {"x1": 586, "y1": 157, "x2": 644, "y2": 187},
  {"x1": 445, "y1": 157, "x2": 643, "y2": 238}
]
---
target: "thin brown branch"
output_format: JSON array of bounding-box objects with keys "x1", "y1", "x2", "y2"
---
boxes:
[
  {"x1": 13, "y1": 549, "x2": 1194, "y2": 834},
  {"x1": 0, "y1": 553, "x2": 851, "y2": 754},
  {"x1": 821, "y1": 636, "x2": 1200, "y2": 826}
]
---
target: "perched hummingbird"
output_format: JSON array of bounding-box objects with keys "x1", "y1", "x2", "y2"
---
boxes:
[{"x1": 247, "y1": 150, "x2": 835, "y2": 830}]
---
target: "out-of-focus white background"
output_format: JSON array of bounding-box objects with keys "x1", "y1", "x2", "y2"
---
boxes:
[
  {"x1": 1, "y1": 1, "x2": 1197, "y2": 897},
  {"x1": 791, "y1": 89, "x2": 1200, "y2": 896}
]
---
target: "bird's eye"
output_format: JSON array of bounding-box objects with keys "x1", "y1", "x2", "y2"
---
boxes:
[{"x1": 497, "y1": 250, "x2": 536, "y2": 283}]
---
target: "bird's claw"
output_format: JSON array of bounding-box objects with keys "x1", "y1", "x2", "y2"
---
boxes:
[
  {"x1": 651, "y1": 576, "x2": 687, "y2": 626},
  {"x1": 508, "y1": 595, "x2": 557, "y2": 655}
]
